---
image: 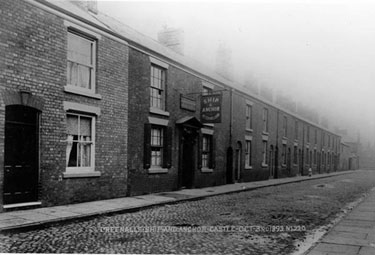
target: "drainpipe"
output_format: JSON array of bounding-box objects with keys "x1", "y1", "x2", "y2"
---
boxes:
[
  {"x1": 228, "y1": 88, "x2": 234, "y2": 184},
  {"x1": 275, "y1": 109, "x2": 279, "y2": 178},
  {"x1": 229, "y1": 88, "x2": 233, "y2": 146}
]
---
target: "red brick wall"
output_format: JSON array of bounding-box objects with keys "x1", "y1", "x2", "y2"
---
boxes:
[{"x1": 0, "y1": 0, "x2": 129, "y2": 208}]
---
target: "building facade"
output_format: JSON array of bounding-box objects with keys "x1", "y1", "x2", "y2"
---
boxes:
[
  {"x1": 0, "y1": 0, "x2": 346, "y2": 211},
  {"x1": 0, "y1": 0, "x2": 129, "y2": 211}
]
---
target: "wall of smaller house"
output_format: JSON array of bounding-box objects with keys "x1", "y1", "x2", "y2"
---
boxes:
[
  {"x1": 0, "y1": 0, "x2": 128, "y2": 209},
  {"x1": 128, "y1": 48, "x2": 230, "y2": 195}
]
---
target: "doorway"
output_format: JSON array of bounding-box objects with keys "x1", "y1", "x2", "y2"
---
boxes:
[
  {"x1": 234, "y1": 142, "x2": 242, "y2": 182},
  {"x1": 4, "y1": 105, "x2": 40, "y2": 204},
  {"x1": 299, "y1": 149, "x2": 303, "y2": 175},
  {"x1": 226, "y1": 147, "x2": 233, "y2": 184},
  {"x1": 269, "y1": 145, "x2": 275, "y2": 178},
  {"x1": 179, "y1": 127, "x2": 198, "y2": 189}
]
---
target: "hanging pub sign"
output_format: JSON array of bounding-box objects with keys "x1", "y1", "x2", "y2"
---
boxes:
[
  {"x1": 180, "y1": 95, "x2": 196, "y2": 112},
  {"x1": 200, "y1": 93, "x2": 222, "y2": 123}
]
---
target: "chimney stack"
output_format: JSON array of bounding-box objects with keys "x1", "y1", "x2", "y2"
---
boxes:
[
  {"x1": 215, "y1": 42, "x2": 234, "y2": 81},
  {"x1": 158, "y1": 27, "x2": 185, "y2": 55}
]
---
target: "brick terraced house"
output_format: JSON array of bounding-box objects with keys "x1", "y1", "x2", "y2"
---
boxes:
[
  {"x1": 0, "y1": 0, "x2": 129, "y2": 211},
  {"x1": 0, "y1": 0, "x2": 344, "y2": 210}
]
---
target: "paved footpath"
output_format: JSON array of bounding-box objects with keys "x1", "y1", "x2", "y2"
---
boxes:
[
  {"x1": 0, "y1": 171, "x2": 353, "y2": 232},
  {"x1": 306, "y1": 184, "x2": 375, "y2": 255}
]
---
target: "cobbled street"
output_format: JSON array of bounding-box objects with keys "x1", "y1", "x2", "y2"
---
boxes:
[{"x1": 1, "y1": 171, "x2": 375, "y2": 254}]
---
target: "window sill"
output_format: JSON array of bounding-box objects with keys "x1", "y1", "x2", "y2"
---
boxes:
[
  {"x1": 204, "y1": 123, "x2": 214, "y2": 128},
  {"x1": 148, "y1": 167, "x2": 168, "y2": 174},
  {"x1": 63, "y1": 171, "x2": 101, "y2": 178},
  {"x1": 245, "y1": 166, "x2": 253, "y2": 170},
  {"x1": 150, "y1": 107, "x2": 170, "y2": 117},
  {"x1": 201, "y1": 167, "x2": 213, "y2": 173},
  {"x1": 64, "y1": 86, "x2": 102, "y2": 99},
  {"x1": 261, "y1": 163, "x2": 268, "y2": 168},
  {"x1": 246, "y1": 128, "x2": 253, "y2": 132},
  {"x1": 262, "y1": 131, "x2": 269, "y2": 135}
]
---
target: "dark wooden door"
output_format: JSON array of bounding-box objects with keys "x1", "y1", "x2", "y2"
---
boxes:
[
  {"x1": 4, "y1": 105, "x2": 39, "y2": 204},
  {"x1": 226, "y1": 147, "x2": 233, "y2": 184},
  {"x1": 269, "y1": 146, "x2": 274, "y2": 178},
  {"x1": 180, "y1": 128, "x2": 196, "y2": 189}
]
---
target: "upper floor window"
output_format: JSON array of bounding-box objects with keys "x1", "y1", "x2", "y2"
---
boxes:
[
  {"x1": 246, "y1": 104, "x2": 252, "y2": 130},
  {"x1": 283, "y1": 116, "x2": 287, "y2": 137},
  {"x1": 315, "y1": 129, "x2": 318, "y2": 144},
  {"x1": 294, "y1": 120, "x2": 298, "y2": 140},
  {"x1": 263, "y1": 108, "x2": 269, "y2": 132},
  {"x1": 67, "y1": 31, "x2": 96, "y2": 92},
  {"x1": 150, "y1": 65, "x2": 166, "y2": 110}
]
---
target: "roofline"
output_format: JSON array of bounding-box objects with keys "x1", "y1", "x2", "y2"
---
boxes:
[{"x1": 31, "y1": 0, "x2": 341, "y2": 138}]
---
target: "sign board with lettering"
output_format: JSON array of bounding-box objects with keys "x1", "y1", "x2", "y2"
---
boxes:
[
  {"x1": 180, "y1": 95, "x2": 196, "y2": 112},
  {"x1": 200, "y1": 93, "x2": 222, "y2": 123}
]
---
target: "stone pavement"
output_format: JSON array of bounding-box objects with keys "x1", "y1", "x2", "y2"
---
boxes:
[
  {"x1": 306, "y1": 184, "x2": 375, "y2": 255},
  {"x1": 0, "y1": 171, "x2": 353, "y2": 232}
]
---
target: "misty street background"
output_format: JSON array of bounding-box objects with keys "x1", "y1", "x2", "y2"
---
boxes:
[{"x1": 99, "y1": 0, "x2": 375, "y2": 145}]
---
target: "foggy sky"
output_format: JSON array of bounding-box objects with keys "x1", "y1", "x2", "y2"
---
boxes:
[{"x1": 98, "y1": 0, "x2": 375, "y2": 144}]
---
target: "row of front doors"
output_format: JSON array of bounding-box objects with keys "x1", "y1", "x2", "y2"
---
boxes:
[{"x1": 2, "y1": 108, "x2": 336, "y2": 205}]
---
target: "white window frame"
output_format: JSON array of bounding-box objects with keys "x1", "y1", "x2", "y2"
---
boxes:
[
  {"x1": 66, "y1": 30, "x2": 96, "y2": 94},
  {"x1": 65, "y1": 113, "x2": 96, "y2": 173},
  {"x1": 262, "y1": 140, "x2": 268, "y2": 167},
  {"x1": 63, "y1": 102, "x2": 100, "y2": 178}
]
